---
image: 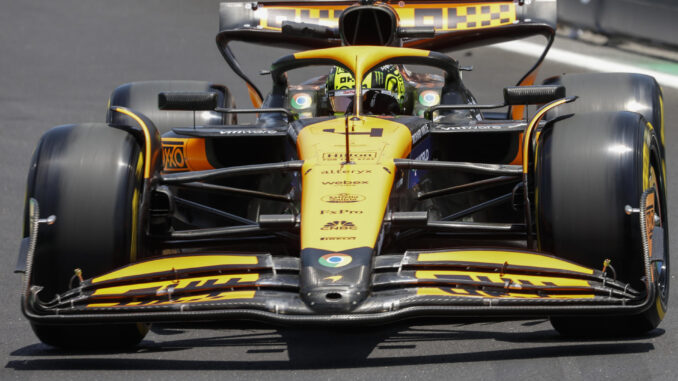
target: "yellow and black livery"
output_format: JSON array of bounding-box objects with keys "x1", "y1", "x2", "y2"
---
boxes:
[{"x1": 19, "y1": 0, "x2": 669, "y2": 348}]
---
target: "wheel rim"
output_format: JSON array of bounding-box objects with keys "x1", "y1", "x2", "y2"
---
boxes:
[{"x1": 648, "y1": 166, "x2": 669, "y2": 307}]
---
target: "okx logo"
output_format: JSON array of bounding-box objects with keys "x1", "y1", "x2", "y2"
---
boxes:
[
  {"x1": 321, "y1": 221, "x2": 357, "y2": 230},
  {"x1": 162, "y1": 141, "x2": 187, "y2": 170}
]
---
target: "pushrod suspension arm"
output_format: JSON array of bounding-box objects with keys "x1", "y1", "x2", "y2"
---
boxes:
[
  {"x1": 394, "y1": 159, "x2": 521, "y2": 176},
  {"x1": 417, "y1": 176, "x2": 519, "y2": 200},
  {"x1": 160, "y1": 161, "x2": 303, "y2": 184},
  {"x1": 175, "y1": 182, "x2": 293, "y2": 202}
]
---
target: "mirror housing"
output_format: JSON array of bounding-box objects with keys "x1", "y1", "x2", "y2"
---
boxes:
[
  {"x1": 158, "y1": 92, "x2": 218, "y2": 111},
  {"x1": 503, "y1": 85, "x2": 565, "y2": 105}
]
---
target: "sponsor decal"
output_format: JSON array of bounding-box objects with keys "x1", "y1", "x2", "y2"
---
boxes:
[
  {"x1": 255, "y1": 4, "x2": 516, "y2": 32},
  {"x1": 411, "y1": 123, "x2": 430, "y2": 145},
  {"x1": 322, "y1": 152, "x2": 377, "y2": 161},
  {"x1": 291, "y1": 93, "x2": 313, "y2": 109},
  {"x1": 321, "y1": 169, "x2": 373, "y2": 175},
  {"x1": 318, "y1": 253, "x2": 353, "y2": 268},
  {"x1": 162, "y1": 141, "x2": 187, "y2": 170},
  {"x1": 219, "y1": 129, "x2": 279, "y2": 135},
  {"x1": 436, "y1": 125, "x2": 515, "y2": 131},
  {"x1": 321, "y1": 193, "x2": 366, "y2": 203},
  {"x1": 324, "y1": 275, "x2": 343, "y2": 283},
  {"x1": 320, "y1": 236, "x2": 356, "y2": 241},
  {"x1": 321, "y1": 180, "x2": 368, "y2": 186},
  {"x1": 320, "y1": 209, "x2": 363, "y2": 215},
  {"x1": 414, "y1": 148, "x2": 430, "y2": 161},
  {"x1": 418, "y1": 90, "x2": 440, "y2": 107},
  {"x1": 322, "y1": 127, "x2": 383, "y2": 137},
  {"x1": 321, "y1": 220, "x2": 357, "y2": 230}
]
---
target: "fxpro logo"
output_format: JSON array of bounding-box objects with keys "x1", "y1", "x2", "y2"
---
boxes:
[
  {"x1": 162, "y1": 142, "x2": 187, "y2": 170},
  {"x1": 320, "y1": 209, "x2": 364, "y2": 215}
]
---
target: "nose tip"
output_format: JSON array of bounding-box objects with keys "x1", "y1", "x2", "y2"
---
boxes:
[{"x1": 302, "y1": 287, "x2": 366, "y2": 313}]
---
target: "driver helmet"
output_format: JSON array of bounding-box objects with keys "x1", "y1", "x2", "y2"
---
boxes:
[{"x1": 326, "y1": 64, "x2": 405, "y2": 114}]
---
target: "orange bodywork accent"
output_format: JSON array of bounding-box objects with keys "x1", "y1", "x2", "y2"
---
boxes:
[
  {"x1": 247, "y1": 83, "x2": 263, "y2": 108},
  {"x1": 161, "y1": 138, "x2": 214, "y2": 172},
  {"x1": 295, "y1": 46, "x2": 430, "y2": 83}
]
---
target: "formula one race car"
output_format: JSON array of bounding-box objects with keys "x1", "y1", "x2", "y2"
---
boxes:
[{"x1": 18, "y1": 0, "x2": 669, "y2": 348}]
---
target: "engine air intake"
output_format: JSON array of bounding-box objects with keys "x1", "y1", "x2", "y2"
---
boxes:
[{"x1": 339, "y1": 5, "x2": 397, "y2": 46}]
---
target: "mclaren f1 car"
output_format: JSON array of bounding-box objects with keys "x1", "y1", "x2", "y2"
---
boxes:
[{"x1": 18, "y1": 0, "x2": 669, "y2": 348}]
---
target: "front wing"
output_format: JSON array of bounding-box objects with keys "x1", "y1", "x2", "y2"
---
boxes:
[{"x1": 23, "y1": 249, "x2": 655, "y2": 325}]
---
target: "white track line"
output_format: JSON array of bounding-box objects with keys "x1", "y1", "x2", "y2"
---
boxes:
[{"x1": 493, "y1": 40, "x2": 678, "y2": 90}]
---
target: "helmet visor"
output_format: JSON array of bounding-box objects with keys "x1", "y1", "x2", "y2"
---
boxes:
[{"x1": 328, "y1": 89, "x2": 397, "y2": 114}]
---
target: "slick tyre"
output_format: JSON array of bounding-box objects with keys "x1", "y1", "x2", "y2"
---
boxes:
[
  {"x1": 107, "y1": 80, "x2": 235, "y2": 135},
  {"x1": 26, "y1": 123, "x2": 147, "y2": 348},
  {"x1": 535, "y1": 111, "x2": 669, "y2": 337},
  {"x1": 543, "y1": 72, "x2": 665, "y2": 159}
]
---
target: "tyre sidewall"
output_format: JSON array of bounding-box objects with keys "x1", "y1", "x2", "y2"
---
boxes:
[{"x1": 29, "y1": 123, "x2": 142, "y2": 299}]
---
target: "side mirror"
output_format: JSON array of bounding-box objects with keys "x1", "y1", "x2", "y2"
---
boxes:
[
  {"x1": 503, "y1": 85, "x2": 566, "y2": 105},
  {"x1": 158, "y1": 92, "x2": 218, "y2": 111}
]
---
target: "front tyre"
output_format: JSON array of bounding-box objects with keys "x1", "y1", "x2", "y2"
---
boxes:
[
  {"x1": 535, "y1": 112, "x2": 669, "y2": 337},
  {"x1": 25, "y1": 123, "x2": 148, "y2": 348}
]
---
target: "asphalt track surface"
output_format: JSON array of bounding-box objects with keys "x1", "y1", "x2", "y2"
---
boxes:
[{"x1": 1, "y1": 1, "x2": 677, "y2": 380}]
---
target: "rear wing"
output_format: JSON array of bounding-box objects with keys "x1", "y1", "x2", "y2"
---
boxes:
[
  {"x1": 218, "y1": 0, "x2": 555, "y2": 50},
  {"x1": 216, "y1": 0, "x2": 557, "y2": 106}
]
